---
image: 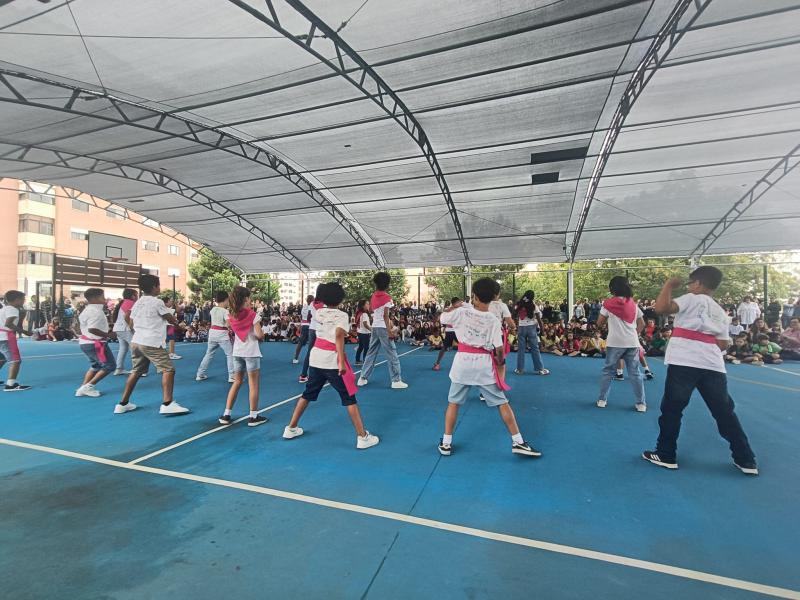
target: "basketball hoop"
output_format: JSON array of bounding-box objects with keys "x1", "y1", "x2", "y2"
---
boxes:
[{"x1": 108, "y1": 257, "x2": 129, "y2": 263}]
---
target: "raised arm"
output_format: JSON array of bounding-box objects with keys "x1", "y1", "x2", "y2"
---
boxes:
[{"x1": 654, "y1": 277, "x2": 682, "y2": 315}]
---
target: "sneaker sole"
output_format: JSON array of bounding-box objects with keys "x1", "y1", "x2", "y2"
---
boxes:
[
  {"x1": 642, "y1": 453, "x2": 678, "y2": 469},
  {"x1": 248, "y1": 418, "x2": 268, "y2": 427},
  {"x1": 218, "y1": 419, "x2": 232, "y2": 425},
  {"x1": 438, "y1": 447, "x2": 452, "y2": 456},
  {"x1": 282, "y1": 433, "x2": 303, "y2": 439},
  {"x1": 4, "y1": 388, "x2": 30, "y2": 392},
  {"x1": 734, "y1": 463, "x2": 759, "y2": 475},
  {"x1": 357, "y1": 441, "x2": 379, "y2": 449},
  {"x1": 161, "y1": 409, "x2": 190, "y2": 416},
  {"x1": 512, "y1": 448, "x2": 542, "y2": 457}
]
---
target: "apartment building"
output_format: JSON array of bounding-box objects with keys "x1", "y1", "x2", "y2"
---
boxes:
[{"x1": 0, "y1": 179, "x2": 199, "y2": 299}]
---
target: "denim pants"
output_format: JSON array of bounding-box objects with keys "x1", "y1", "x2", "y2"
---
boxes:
[
  {"x1": 115, "y1": 330, "x2": 133, "y2": 371},
  {"x1": 516, "y1": 325, "x2": 544, "y2": 372},
  {"x1": 656, "y1": 364, "x2": 755, "y2": 463},
  {"x1": 355, "y1": 332, "x2": 370, "y2": 362},
  {"x1": 301, "y1": 329, "x2": 317, "y2": 377},
  {"x1": 361, "y1": 327, "x2": 402, "y2": 382},
  {"x1": 598, "y1": 347, "x2": 645, "y2": 405},
  {"x1": 196, "y1": 336, "x2": 233, "y2": 378}
]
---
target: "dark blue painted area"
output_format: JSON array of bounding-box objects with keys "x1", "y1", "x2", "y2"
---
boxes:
[{"x1": 1, "y1": 339, "x2": 798, "y2": 598}]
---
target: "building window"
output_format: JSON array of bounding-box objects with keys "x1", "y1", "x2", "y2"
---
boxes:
[
  {"x1": 71, "y1": 198, "x2": 90, "y2": 212},
  {"x1": 142, "y1": 266, "x2": 160, "y2": 276},
  {"x1": 167, "y1": 267, "x2": 180, "y2": 277},
  {"x1": 19, "y1": 191, "x2": 55, "y2": 205},
  {"x1": 70, "y1": 229, "x2": 89, "y2": 241},
  {"x1": 19, "y1": 214, "x2": 55, "y2": 235},
  {"x1": 142, "y1": 240, "x2": 159, "y2": 252},
  {"x1": 106, "y1": 206, "x2": 126, "y2": 220},
  {"x1": 168, "y1": 244, "x2": 179, "y2": 256},
  {"x1": 18, "y1": 249, "x2": 54, "y2": 266}
]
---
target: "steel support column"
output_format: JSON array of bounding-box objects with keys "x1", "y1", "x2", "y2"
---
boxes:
[{"x1": 567, "y1": 268, "x2": 575, "y2": 320}]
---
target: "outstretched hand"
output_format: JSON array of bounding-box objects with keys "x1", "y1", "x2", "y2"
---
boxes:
[{"x1": 666, "y1": 277, "x2": 684, "y2": 290}]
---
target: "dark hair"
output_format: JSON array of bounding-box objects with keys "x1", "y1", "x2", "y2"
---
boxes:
[
  {"x1": 138, "y1": 273, "x2": 160, "y2": 294},
  {"x1": 306, "y1": 294, "x2": 314, "y2": 303},
  {"x1": 214, "y1": 291, "x2": 229, "y2": 303},
  {"x1": 516, "y1": 289, "x2": 535, "y2": 314},
  {"x1": 4, "y1": 290, "x2": 24, "y2": 304},
  {"x1": 228, "y1": 286, "x2": 251, "y2": 316},
  {"x1": 609, "y1": 276, "x2": 633, "y2": 298},
  {"x1": 472, "y1": 277, "x2": 496, "y2": 304},
  {"x1": 320, "y1": 282, "x2": 346, "y2": 306},
  {"x1": 689, "y1": 266, "x2": 723, "y2": 290},
  {"x1": 373, "y1": 271, "x2": 391, "y2": 291},
  {"x1": 736, "y1": 331, "x2": 748, "y2": 338},
  {"x1": 450, "y1": 297, "x2": 461, "y2": 304},
  {"x1": 661, "y1": 327, "x2": 672, "y2": 333},
  {"x1": 356, "y1": 298, "x2": 369, "y2": 313},
  {"x1": 314, "y1": 283, "x2": 327, "y2": 301},
  {"x1": 84, "y1": 287, "x2": 104, "y2": 302},
  {"x1": 112, "y1": 288, "x2": 137, "y2": 323},
  {"x1": 756, "y1": 333, "x2": 770, "y2": 343}
]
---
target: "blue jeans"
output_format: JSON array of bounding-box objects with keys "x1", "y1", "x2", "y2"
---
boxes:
[
  {"x1": 301, "y1": 329, "x2": 317, "y2": 377},
  {"x1": 598, "y1": 347, "x2": 645, "y2": 405},
  {"x1": 196, "y1": 337, "x2": 233, "y2": 378},
  {"x1": 361, "y1": 327, "x2": 402, "y2": 382},
  {"x1": 516, "y1": 325, "x2": 544, "y2": 372}
]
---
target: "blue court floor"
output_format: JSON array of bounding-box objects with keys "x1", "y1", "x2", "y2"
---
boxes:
[{"x1": 1, "y1": 339, "x2": 798, "y2": 600}]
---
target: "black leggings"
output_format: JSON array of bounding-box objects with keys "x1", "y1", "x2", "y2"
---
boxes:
[{"x1": 355, "y1": 333, "x2": 370, "y2": 362}]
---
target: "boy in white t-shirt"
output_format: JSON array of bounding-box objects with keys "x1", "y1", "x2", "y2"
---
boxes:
[
  {"x1": 358, "y1": 272, "x2": 408, "y2": 389},
  {"x1": 0, "y1": 290, "x2": 30, "y2": 392},
  {"x1": 643, "y1": 267, "x2": 757, "y2": 475},
  {"x1": 299, "y1": 289, "x2": 325, "y2": 383},
  {"x1": 293, "y1": 294, "x2": 314, "y2": 364},
  {"x1": 75, "y1": 288, "x2": 117, "y2": 398},
  {"x1": 283, "y1": 283, "x2": 379, "y2": 450},
  {"x1": 196, "y1": 291, "x2": 234, "y2": 383},
  {"x1": 115, "y1": 274, "x2": 190, "y2": 416},
  {"x1": 437, "y1": 278, "x2": 541, "y2": 458}
]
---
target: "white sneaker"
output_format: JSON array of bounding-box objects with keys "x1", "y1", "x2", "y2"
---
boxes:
[
  {"x1": 357, "y1": 377, "x2": 368, "y2": 387},
  {"x1": 195, "y1": 374, "x2": 208, "y2": 381},
  {"x1": 114, "y1": 402, "x2": 137, "y2": 414},
  {"x1": 113, "y1": 370, "x2": 130, "y2": 376},
  {"x1": 292, "y1": 359, "x2": 299, "y2": 364},
  {"x1": 169, "y1": 353, "x2": 182, "y2": 360},
  {"x1": 75, "y1": 383, "x2": 101, "y2": 398},
  {"x1": 283, "y1": 426, "x2": 304, "y2": 439},
  {"x1": 596, "y1": 399, "x2": 607, "y2": 408},
  {"x1": 357, "y1": 431, "x2": 380, "y2": 449},
  {"x1": 160, "y1": 401, "x2": 190, "y2": 415},
  {"x1": 635, "y1": 403, "x2": 647, "y2": 413},
  {"x1": 391, "y1": 380, "x2": 408, "y2": 389},
  {"x1": 140, "y1": 372, "x2": 148, "y2": 377}
]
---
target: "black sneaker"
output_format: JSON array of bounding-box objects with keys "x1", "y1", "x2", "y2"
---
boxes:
[
  {"x1": 438, "y1": 439, "x2": 452, "y2": 456},
  {"x1": 218, "y1": 414, "x2": 233, "y2": 425},
  {"x1": 645, "y1": 370, "x2": 655, "y2": 380},
  {"x1": 642, "y1": 450, "x2": 678, "y2": 470},
  {"x1": 248, "y1": 415, "x2": 268, "y2": 427},
  {"x1": 4, "y1": 383, "x2": 31, "y2": 392},
  {"x1": 734, "y1": 460, "x2": 759, "y2": 476},
  {"x1": 512, "y1": 442, "x2": 542, "y2": 457},
  {"x1": 614, "y1": 372, "x2": 624, "y2": 381}
]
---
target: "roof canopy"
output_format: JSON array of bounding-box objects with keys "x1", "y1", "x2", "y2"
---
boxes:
[{"x1": 1, "y1": 0, "x2": 798, "y2": 272}]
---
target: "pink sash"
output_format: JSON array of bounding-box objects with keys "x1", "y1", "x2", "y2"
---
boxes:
[
  {"x1": 0, "y1": 328, "x2": 20, "y2": 362},
  {"x1": 210, "y1": 325, "x2": 227, "y2": 331},
  {"x1": 672, "y1": 327, "x2": 718, "y2": 345},
  {"x1": 79, "y1": 336, "x2": 108, "y2": 363},
  {"x1": 457, "y1": 343, "x2": 511, "y2": 392},
  {"x1": 603, "y1": 297, "x2": 636, "y2": 323},
  {"x1": 229, "y1": 309, "x2": 256, "y2": 342},
  {"x1": 313, "y1": 338, "x2": 358, "y2": 396}
]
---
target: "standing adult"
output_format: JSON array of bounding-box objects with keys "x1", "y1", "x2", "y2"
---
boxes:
[
  {"x1": 514, "y1": 290, "x2": 549, "y2": 376},
  {"x1": 736, "y1": 296, "x2": 760, "y2": 330}
]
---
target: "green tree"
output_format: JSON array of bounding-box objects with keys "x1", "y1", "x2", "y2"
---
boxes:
[
  {"x1": 158, "y1": 290, "x2": 185, "y2": 303},
  {"x1": 245, "y1": 274, "x2": 281, "y2": 305},
  {"x1": 425, "y1": 265, "x2": 523, "y2": 302},
  {"x1": 323, "y1": 269, "x2": 408, "y2": 303},
  {"x1": 187, "y1": 248, "x2": 241, "y2": 302}
]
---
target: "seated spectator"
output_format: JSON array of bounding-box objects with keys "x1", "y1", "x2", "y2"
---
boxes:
[
  {"x1": 779, "y1": 318, "x2": 800, "y2": 360},
  {"x1": 751, "y1": 333, "x2": 783, "y2": 364},
  {"x1": 747, "y1": 318, "x2": 769, "y2": 343},
  {"x1": 540, "y1": 326, "x2": 560, "y2": 354},
  {"x1": 728, "y1": 317, "x2": 744, "y2": 338},
  {"x1": 646, "y1": 328, "x2": 671, "y2": 356},
  {"x1": 47, "y1": 317, "x2": 74, "y2": 341},
  {"x1": 428, "y1": 328, "x2": 443, "y2": 351},
  {"x1": 346, "y1": 324, "x2": 358, "y2": 344},
  {"x1": 726, "y1": 333, "x2": 762, "y2": 365},
  {"x1": 558, "y1": 332, "x2": 581, "y2": 357},
  {"x1": 184, "y1": 326, "x2": 198, "y2": 342},
  {"x1": 643, "y1": 318, "x2": 657, "y2": 341},
  {"x1": 410, "y1": 322, "x2": 426, "y2": 346},
  {"x1": 581, "y1": 330, "x2": 606, "y2": 358}
]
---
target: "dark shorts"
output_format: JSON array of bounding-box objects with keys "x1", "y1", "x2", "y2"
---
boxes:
[
  {"x1": 302, "y1": 366, "x2": 357, "y2": 406},
  {"x1": 80, "y1": 341, "x2": 117, "y2": 372},
  {"x1": 444, "y1": 331, "x2": 457, "y2": 347}
]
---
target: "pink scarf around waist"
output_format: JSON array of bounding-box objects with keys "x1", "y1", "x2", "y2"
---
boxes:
[
  {"x1": 0, "y1": 328, "x2": 20, "y2": 361},
  {"x1": 603, "y1": 297, "x2": 636, "y2": 323},
  {"x1": 313, "y1": 338, "x2": 358, "y2": 396},
  {"x1": 228, "y1": 309, "x2": 256, "y2": 342},
  {"x1": 80, "y1": 336, "x2": 108, "y2": 363},
  {"x1": 457, "y1": 343, "x2": 511, "y2": 391},
  {"x1": 672, "y1": 327, "x2": 718, "y2": 345}
]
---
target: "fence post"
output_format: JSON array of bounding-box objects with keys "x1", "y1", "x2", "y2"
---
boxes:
[
  {"x1": 464, "y1": 266, "x2": 472, "y2": 300},
  {"x1": 512, "y1": 273, "x2": 516, "y2": 302},
  {"x1": 763, "y1": 264, "x2": 768, "y2": 304},
  {"x1": 567, "y1": 267, "x2": 574, "y2": 320}
]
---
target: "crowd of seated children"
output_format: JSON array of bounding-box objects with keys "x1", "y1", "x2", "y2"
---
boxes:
[
  {"x1": 428, "y1": 327, "x2": 444, "y2": 351},
  {"x1": 645, "y1": 327, "x2": 671, "y2": 356},
  {"x1": 47, "y1": 317, "x2": 75, "y2": 341},
  {"x1": 725, "y1": 333, "x2": 764, "y2": 365},
  {"x1": 750, "y1": 333, "x2": 783, "y2": 364}
]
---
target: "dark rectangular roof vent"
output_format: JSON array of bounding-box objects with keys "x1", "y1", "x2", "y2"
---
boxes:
[
  {"x1": 530, "y1": 146, "x2": 588, "y2": 164},
  {"x1": 532, "y1": 172, "x2": 559, "y2": 185}
]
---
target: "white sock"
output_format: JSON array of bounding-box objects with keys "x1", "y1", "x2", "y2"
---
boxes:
[
  {"x1": 249, "y1": 410, "x2": 258, "y2": 418},
  {"x1": 616, "y1": 370, "x2": 623, "y2": 376},
  {"x1": 6, "y1": 379, "x2": 16, "y2": 386},
  {"x1": 442, "y1": 434, "x2": 453, "y2": 445},
  {"x1": 511, "y1": 433, "x2": 524, "y2": 444},
  {"x1": 223, "y1": 408, "x2": 232, "y2": 416}
]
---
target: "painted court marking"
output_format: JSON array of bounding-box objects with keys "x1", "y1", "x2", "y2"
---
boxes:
[
  {"x1": 128, "y1": 346, "x2": 423, "y2": 465},
  {"x1": 1, "y1": 436, "x2": 797, "y2": 599},
  {"x1": 727, "y1": 376, "x2": 800, "y2": 393},
  {"x1": 765, "y1": 365, "x2": 800, "y2": 378}
]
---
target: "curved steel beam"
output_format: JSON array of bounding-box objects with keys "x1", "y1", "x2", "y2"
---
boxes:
[
  {"x1": 0, "y1": 142, "x2": 309, "y2": 270},
  {"x1": 0, "y1": 67, "x2": 385, "y2": 269},
  {"x1": 689, "y1": 142, "x2": 800, "y2": 258},
  {"x1": 226, "y1": 0, "x2": 471, "y2": 266},
  {"x1": 567, "y1": 0, "x2": 713, "y2": 262}
]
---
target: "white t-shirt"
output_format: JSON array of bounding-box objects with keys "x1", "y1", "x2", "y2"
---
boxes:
[
  {"x1": 736, "y1": 301, "x2": 760, "y2": 325},
  {"x1": 310, "y1": 307, "x2": 349, "y2": 370},
  {"x1": 665, "y1": 293, "x2": 729, "y2": 373},
  {"x1": 300, "y1": 304, "x2": 311, "y2": 325},
  {"x1": 372, "y1": 299, "x2": 394, "y2": 329},
  {"x1": 0, "y1": 305, "x2": 20, "y2": 340},
  {"x1": 232, "y1": 322, "x2": 262, "y2": 358},
  {"x1": 600, "y1": 301, "x2": 643, "y2": 348},
  {"x1": 357, "y1": 312, "x2": 371, "y2": 334},
  {"x1": 440, "y1": 306, "x2": 501, "y2": 386},
  {"x1": 517, "y1": 303, "x2": 541, "y2": 327},
  {"x1": 131, "y1": 295, "x2": 171, "y2": 348},
  {"x1": 308, "y1": 303, "x2": 323, "y2": 331},
  {"x1": 488, "y1": 300, "x2": 511, "y2": 324},
  {"x1": 112, "y1": 299, "x2": 135, "y2": 332},
  {"x1": 208, "y1": 306, "x2": 229, "y2": 341},
  {"x1": 79, "y1": 304, "x2": 109, "y2": 343},
  {"x1": 728, "y1": 323, "x2": 744, "y2": 337}
]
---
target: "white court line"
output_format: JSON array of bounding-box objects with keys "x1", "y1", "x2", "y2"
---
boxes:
[
  {"x1": 25, "y1": 353, "x2": 85, "y2": 359},
  {"x1": 127, "y1": 346, "x2": 423, "y2": 465},
  {"x1": 765, "y1": 366, "x2": 800, "y2": 378},
  {"x1": 727, "y1": 376, "x2": 800, "y2": 393},
  {"x1": 0, "y1": 436, "x2": 797, "y2": 599}
]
